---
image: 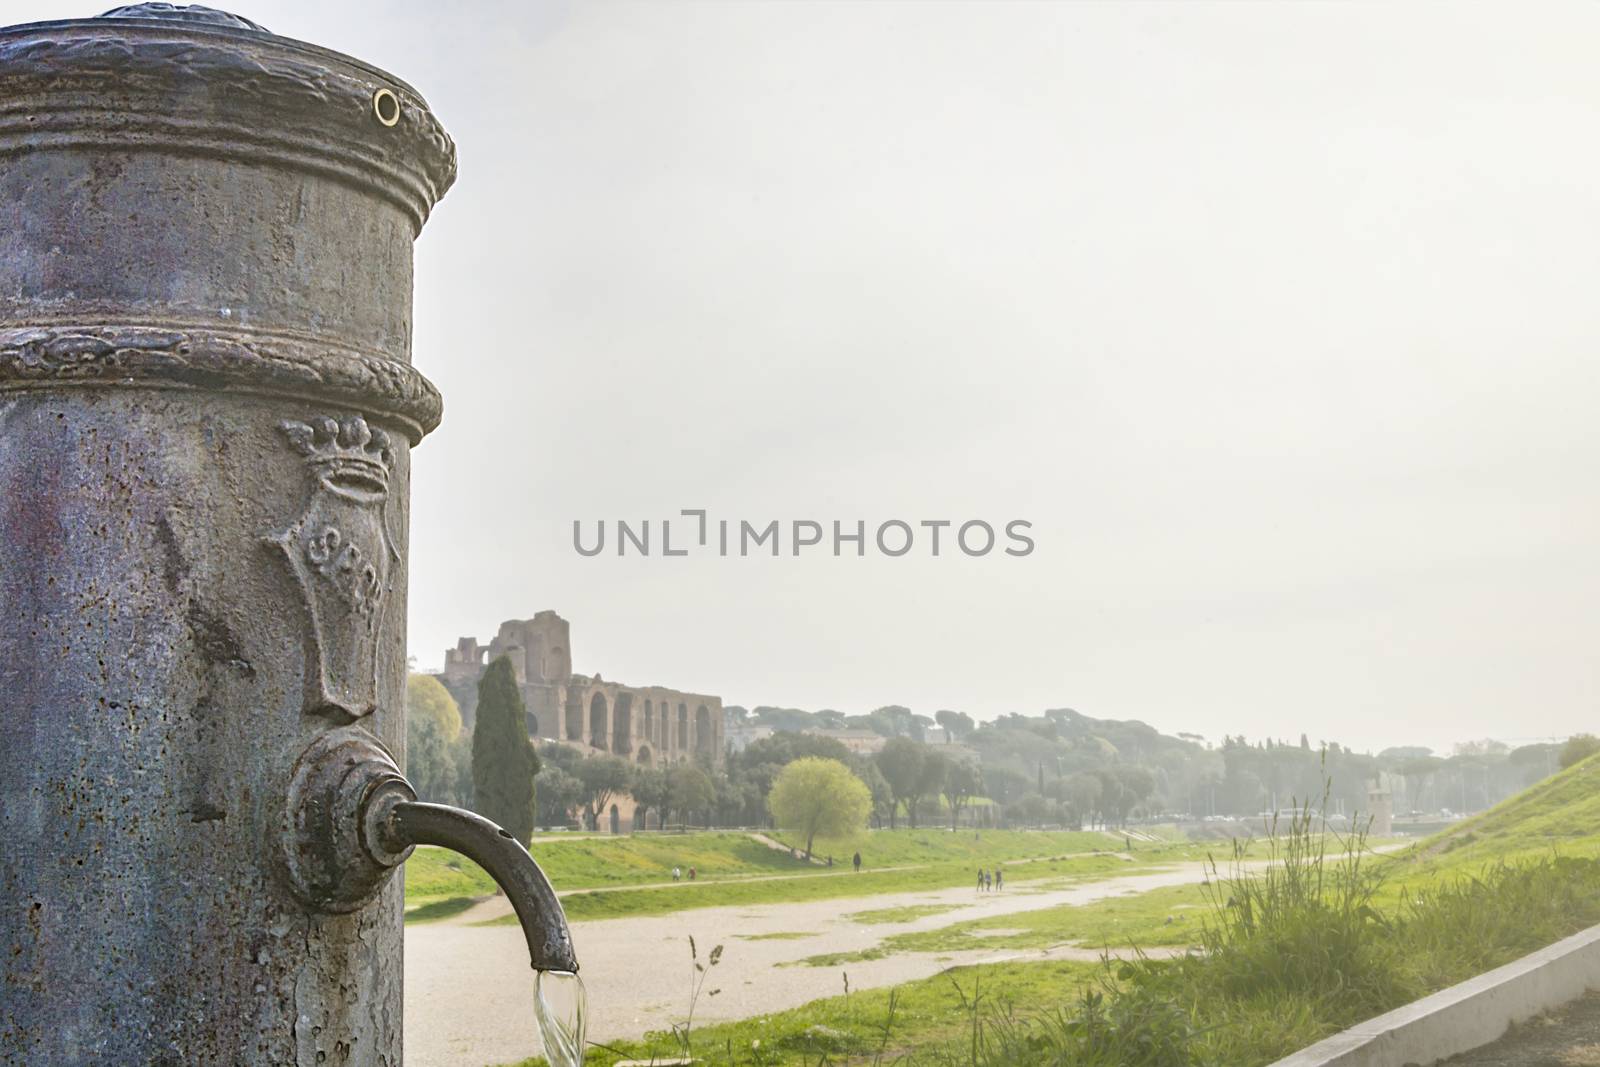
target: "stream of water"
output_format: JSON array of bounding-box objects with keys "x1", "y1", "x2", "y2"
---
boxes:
[{"x1": 534, "y1": 970, "x2": 587, "y2": 1067}]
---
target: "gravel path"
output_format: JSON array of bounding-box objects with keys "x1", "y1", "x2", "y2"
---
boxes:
[{"x1": 404, "y1": 860, "x2": 1214, "y2": 1067}]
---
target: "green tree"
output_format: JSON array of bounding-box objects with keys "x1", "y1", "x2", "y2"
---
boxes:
[
  {"x1": 815, "y1": 708, "x2": 847, "y2": 730},
  {"x1": 913, "y1": 749, "x2": 949, "y2": 829},
  {"x1": 1399, "y1": 755, "x2": 1445, "y2": 812},
  {"x1": 715, "y1": 772, "x2": 761, "y2": 828},
  {"x1": 767, "y1": 758, "x2": 872, "y2": 859},
  {"x1": 1111, "y1": 764, "x2": 1157, "y2": 825},
  {"x1": 941, "y1": 758, "x2": 983, "y2": 829},
  {"x1": 631, "y1": 766, "x2": 671, "y2": 831},
  {"x1": 874, "y1": 737, "x2": 926, "y2": 829},
  {"x1": 408, "y1": 672, "x2": 462, "y2": 733},
  {"x1": 405, "y1": 673, "x2": 463, "y2": 804},
  {"x1": 1011, "y1": 792, "x2": 1053, "y2": 825},
  {"x1": 1560, "y1": 733, "x2": 1600, "y2": 770},
  {"x1": 866, "y1": 706, "x2": 917, "y2": 739},
  {"x1": 574, "y1": 754, "x2": 633, "y2": 831},
  {"x1": 750, "y1": 706, "x2": 820, "y2": 732},
  {"x1": 935, "y1": 709, "x2": 976, "y2": 743},
  {"x1": 851, "y1": 757, "x2": 895, "y2": 829},
  {"x1": 1507, "y1": 742, "x2": 1560, "y2": 785},
  {"x1": 447, "y1": 729, "x2": 474, "y2": 808},
  {"x1": 727, "y1": 731, "x2": 851, "y2": 775},
  {"x1": 1061, "y1": 772, "x2": 1101, "y2": 829},
  {"x1": 982, "y1": 766, "x2": 1031, "y2": 806},
  {"x1": 470, "y1": 657, "x2": 539, "y2": 846},
  {"x1": 533, "y1": 764, "x2": 584, "y2": 828},
  {"x1": 670, "y1": 765, "x2": 716, "y2": 829}
]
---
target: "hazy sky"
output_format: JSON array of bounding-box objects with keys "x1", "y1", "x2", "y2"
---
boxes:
[{"x1": 25, "y1": 2, "x2": 1600, "y2": 753}]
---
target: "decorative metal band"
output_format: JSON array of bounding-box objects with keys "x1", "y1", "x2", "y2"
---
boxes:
[
  {"x1": 0, "y1": 325, "x2": 442, "y2": 442},
  {"x1": 0, "y1": 19, "x2": 456, "y2": 231}
]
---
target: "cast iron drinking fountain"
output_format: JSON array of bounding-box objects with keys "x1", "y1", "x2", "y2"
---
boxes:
[{"x1": 0, "y1": 5, "x2": 583, "y2": 1064}]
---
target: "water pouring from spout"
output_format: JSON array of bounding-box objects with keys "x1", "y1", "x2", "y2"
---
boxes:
[
  {"x1": 534, "y1": 969, "x2": 587, "y2": 1067},
  {"x1": 288, "y1": 739, "x2": 585, "y2": 1061}
]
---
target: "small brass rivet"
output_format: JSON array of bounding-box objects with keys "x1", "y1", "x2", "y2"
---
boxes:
[{"x1": 372, "y1": 88, "x2": 401, "y2": 128}]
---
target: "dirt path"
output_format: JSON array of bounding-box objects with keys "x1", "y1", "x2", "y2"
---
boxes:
[
  {"x1": 404, "y1": 860, "x2": 1213, "y2": 1067},
  {"x1": 438, "y1": 845, "x2": 1137, "y2": 926},
  {"x1": 747, "y1": 831, "x2": 827, "y2": 863},
  {"x1": 441, "y1": 859, "x2": 945, "y2": 925}
]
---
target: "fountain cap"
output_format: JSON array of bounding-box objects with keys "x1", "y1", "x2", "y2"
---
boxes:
[
  {"x1": 0, "y1": 5, "x2": 456, "y2": 231},
  {"x1": 98, "y1": 3, "x2": 268, "y2": 31}
]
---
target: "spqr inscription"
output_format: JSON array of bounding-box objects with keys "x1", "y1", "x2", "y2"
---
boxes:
[{"x1": 271, "y1": 414, "x2": 399, "y2": 720}]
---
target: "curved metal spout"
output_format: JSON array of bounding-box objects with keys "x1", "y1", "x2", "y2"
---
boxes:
[{"x1": 380, "y1": 800, "x2": 579, "y2": 974}]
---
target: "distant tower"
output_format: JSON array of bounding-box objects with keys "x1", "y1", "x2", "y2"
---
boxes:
[
  {"x1": 1366, "y1": 775, "x2": 1394, "y2": 836},
  {"x1": 525, "y1": 611, "x2": 572, "y2": 681},
  {"x1": 487, "y1": 612, "x2": 571, "y2": 683}
]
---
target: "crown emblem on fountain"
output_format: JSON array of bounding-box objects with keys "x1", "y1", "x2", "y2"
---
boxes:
[
  {"x1": 272, "y1": 412, "x2": 399, "y2": 720},
  {"x1": 280, "y1": 415, "x2": 394, "y2": 503}
]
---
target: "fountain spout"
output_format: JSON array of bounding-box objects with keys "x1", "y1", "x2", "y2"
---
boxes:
[
  {"x1": 377, "y1": 798, "x2": 579, "y2": 974},
  {"x1": 275, "y1": 728, "x2": 578, "y2": 975}
]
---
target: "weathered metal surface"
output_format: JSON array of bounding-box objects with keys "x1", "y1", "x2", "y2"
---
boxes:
[
  {"x1": 279, "y1": 726, "x2": 413, "y2": 915},
  {"x1": 0, "y1": 5, "x2": 453, "y2": 1064},
  {"x1": 382, "y1": 802, "x2": 580, "y2": 975}
]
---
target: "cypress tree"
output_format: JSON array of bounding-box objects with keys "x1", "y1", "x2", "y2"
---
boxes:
[{"x1": 471, "y1": 656, "x2": 540, "y2": 846}]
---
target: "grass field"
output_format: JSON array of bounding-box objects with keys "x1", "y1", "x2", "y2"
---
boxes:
[
  {"x1": 499, "y1": 760, "x2": 1600, "y2": 1066},
  {"x1": 765, "y1": 827, "x2": 1117, "y2": 867},
  {"x1": 408, "y1": 831, "x2": 812, "y2": 899},
  {"x1": 794, "y1": 762, "x2": 1600, "y2": 1017},
  {"x1": 854, "y1": 766, "x2": 1600, "y2": 966},
  {"x1": 488, "y1": 757, "x2": 1600, "y2": 1065},
  {"x1": 843, "y1": 904, "x2": 961, "y2": 925},
  {"x1": 501, "y1": 855, "x2": 1600, "y2": 1067},
  {"x1": 406, "y1": 827, "x2": 1191, "y2": 923},
  {"x1": 406, "y1": 831, "x2": 822, "y2": 919},
  {"x1": 504, "y1": 958, "x2": 1106, "y2": 1066},
  {"x1": 498, "y1": 858, "x2": 1600, "y2": 1064},
  {"x1": 820, "y1": 880, "x2": 1212, "y2": 962},
  {"x1": 514, "y1": 848, "x2": 1167, "y2": 922}
]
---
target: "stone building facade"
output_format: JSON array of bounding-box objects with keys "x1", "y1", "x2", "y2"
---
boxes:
[{"x1": 439, "y1": 611, "x2": 723, "y2": 770}]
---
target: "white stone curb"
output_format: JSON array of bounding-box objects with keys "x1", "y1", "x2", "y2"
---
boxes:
[{"x1": 1268, "y1": 922, "x2": 1600, "y2": 1067}]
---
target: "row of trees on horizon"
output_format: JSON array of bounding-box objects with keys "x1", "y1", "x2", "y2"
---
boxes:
[{"x1": 406, "y1": 659, "x2": 1599, "y2": 846}]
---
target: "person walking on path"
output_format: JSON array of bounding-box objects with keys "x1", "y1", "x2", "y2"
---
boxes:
[
  {"x1": 672, "y1": 866, "x2": 681, "y2": 882},
  {"x1": 852, "y1": 851, "x2": 862, "y2": 873},
  {"x1": 688, "y1": 866, "x2": 697, "y2": 881},
  {"x1": 994, "y1": 867, "x2": 1003, "y2": 891},
  {"x1": 977, "y1": 868, "x2": 987, "y2": 893}
]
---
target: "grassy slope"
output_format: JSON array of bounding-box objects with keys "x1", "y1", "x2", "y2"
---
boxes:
[
  {"x1": 406, "y1": 848, "x2": 498, "y2": 905},
  {"x1": 1385, "y1": 753, "x2": 1600, "y2": 879}
]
